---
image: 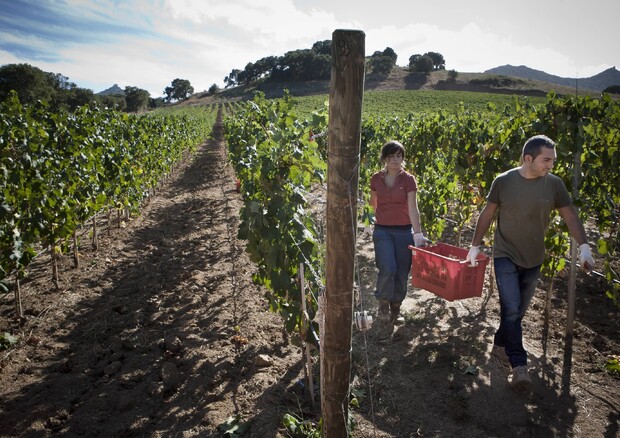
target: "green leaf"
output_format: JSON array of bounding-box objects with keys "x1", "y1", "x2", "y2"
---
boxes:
[
  {"x1": 218, "y1": 415, "x2": 251, "y2": 436},
  {"x1": 464, "y1": 365, "x2": 478, "y2": 375},
  {"x1": 0, "y1": 332, "x2": 19, "y2": 349}
]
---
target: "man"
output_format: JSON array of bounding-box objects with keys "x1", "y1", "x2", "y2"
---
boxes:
[{"x1": 465, "y1": 134, "x2": 595, "y2": 387}]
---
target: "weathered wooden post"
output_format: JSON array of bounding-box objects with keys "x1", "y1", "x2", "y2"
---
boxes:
[
  {"x1": 321, "y1": 29, "x2": 365, "y2": 437},
  {"x1": 562, "y1": 139, "x2": 583, "y2": 394}
]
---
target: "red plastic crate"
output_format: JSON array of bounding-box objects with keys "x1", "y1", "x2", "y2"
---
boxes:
[{"x1": 409, "y1": 242, "x2": 490, "y2": 301}]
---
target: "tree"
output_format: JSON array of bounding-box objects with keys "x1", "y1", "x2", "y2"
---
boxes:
[
  {"x1": 224, "y1": 69, "x2": 241, "y2": 88},
  {"x1": 311, "y1": 54, "x2": 331, "y2": 80},
  {"x1": 238, "y1": 62, "x2": 259, "y2": 85},
  {"x1": 0, "y1": 63, "x2": 101, "y2": 111},
  {"x1": 368, "y1": 47, "x2": 397, "y2": 75},
  {"x1": 163, "y1": 78, "x2": 194, "y2": 102},
  {"x1": 253, "y1": 56, "x2": 280, "y2": 80},
  {"x1": 47, "y1": 72, "x2": 76, "y2": 91},
  {"x1": 208, "y1": 83, "x2": 219, "y2": 94},
  {"x1": 312, "y1": 40, "x2": 331, "y2": 56},
  {"x1": 124, "y1": 86, "x2": 150, "y2": 112},
  {"x1": 149, "y1": 96, "x2": 165, "y2": 109},
  {"x1": 280, "y1": 49, "x2": 317, "y2": 81},
  {"x1": 66, "y1": 87, "x2": 96, "y2": 110},
  {"x1": 412, "y1": 55, "x2": 434, "y2": 75},
  {"x1": 382, "y1": 47, "x2": 398, "y2": 64},
  {"x1": 98, "y1": 94, "x2": 126, "y2": 111},
  {"x1": 603, "y1": 85, "x2": 620, "y2": 94},
  {"x1": 448, "y1": 69, "x2": 458, "y2": 82},
  {"x1": 0, "y1": 63, "x2": 56, "y2": 104},
  {"x1": 425, "y1": 51, "x2": 446, "y2": 70},
  {"x1": 408, "y1": 54, "x2": 422, "y2": 68}
]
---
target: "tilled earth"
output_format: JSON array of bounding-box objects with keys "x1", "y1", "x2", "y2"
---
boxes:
[{"x1": 1, "y1": 115, "x2": 619, "y2": 437}]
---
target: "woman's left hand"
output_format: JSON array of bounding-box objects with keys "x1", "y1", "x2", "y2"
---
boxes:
[{"x1": 413, "y1": 232, "x2": 431, "y2": 247}]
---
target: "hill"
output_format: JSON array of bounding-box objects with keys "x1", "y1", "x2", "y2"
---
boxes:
[
  {"x1": 97, "y1": 83, "x2": 125, "y2": 96},
  {"x1": 180, "y1": 66, "x2": 601, "y2": 107},
  {"x1": 485, "y1": 65, "x2": 620, "y2": 92}
]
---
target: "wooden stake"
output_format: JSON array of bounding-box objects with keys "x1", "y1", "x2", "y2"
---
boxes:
[
  {"x1": 92, "y1": 213, "x2": 98, "y2": 250},
  {"x1": 51, "y1": 243, "x2": 59, "y2": 289},
  {"x1": 321, "y1": 29, "x2": 365, "y2": 438},
  {"x1": 14, "y1": 275, "x2": 23, "y2": 319},
  {"x1": 73, "y1": 231, "x2": 79, "y2": 268},
  {"x1": 566, "y1": 145, "x2": 582, "y2": 336},
  {"x1": 299, "y1": 263, "x2": 315, "y2": 407}
]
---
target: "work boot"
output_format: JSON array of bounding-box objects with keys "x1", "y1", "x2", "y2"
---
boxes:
[
  {"x1": 389, "y1": 301, "x2": 402, "y2": 325},
  {"x1": 491, "y1": 344, "x2": 511, "y2": 368},
  {"x1": 374, "y1": 299, "x2": 393, "y2": 342},
  {"x1": 510, "y1": 366, "x2": 532, "y2": 388},
  {"x1": 377, "y1": 299, "x2": 390, "y2": 321}
]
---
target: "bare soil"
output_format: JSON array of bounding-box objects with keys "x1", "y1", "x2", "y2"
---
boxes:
[{"x1": 1, "y1": 114, "x2": 619, "y2": 437}]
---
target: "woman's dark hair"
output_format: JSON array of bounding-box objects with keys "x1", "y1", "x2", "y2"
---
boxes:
[{"x1": 380, "y1": 140, "x2": 406, "y2": 162}]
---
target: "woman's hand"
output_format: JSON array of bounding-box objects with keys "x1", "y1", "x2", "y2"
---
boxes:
[{"x1": 413, "y1": 232, "x2": 431, "y2": 247}]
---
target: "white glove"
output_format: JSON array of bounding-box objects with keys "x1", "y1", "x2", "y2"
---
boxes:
[
  {"x1": 413, "y1": 232, "x2": 431, "y2": 247},
  {"x1": 465, "y1": 245, "x2": 480, "y2": 267},
  {"x1": 579, "y1": 243, "x2": 594, "y2": 272}
]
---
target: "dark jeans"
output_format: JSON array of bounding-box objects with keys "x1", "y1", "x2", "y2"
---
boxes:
[
  {"x1": 373, "y1": 225, "x2": 414, "y2": 303},
  {"x1": 493, "y1": 257, "x2": 541, "y2": 368}
]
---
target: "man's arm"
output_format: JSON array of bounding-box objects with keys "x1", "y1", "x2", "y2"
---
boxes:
[
  {"x1": 558, "y1": 205, "x2": 594, "y2": 271},
  {"x1": 471, "y1": 202, "x2": 498, "y2": 247},
  {"x1": 465, "y1": 201, "x2": 497, "y2": 266},
  {"x1": 558, "y1": 205, "x2": 587, "y2": 245}
]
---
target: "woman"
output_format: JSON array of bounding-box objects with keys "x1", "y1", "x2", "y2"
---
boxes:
[{"x1": 370, "y1": 140, "x2": 429, "y2": 329}]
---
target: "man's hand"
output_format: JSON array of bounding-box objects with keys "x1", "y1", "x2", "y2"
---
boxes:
[
  {"x1": 579, "y1": 243, "x2": 595, "y2": 272},
  {"x1": 413, "y1": 232, "x2": 431, "y2": 247},
  {"x1": 465, "y1": 245, "x2": 480, "y2": 267}
]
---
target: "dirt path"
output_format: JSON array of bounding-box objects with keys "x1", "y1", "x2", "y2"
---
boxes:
[
  {"x1": 0, "y1": 114, "x2": 304, "y2": 437},
  {"x1": 1, "y1": 113, "x2": 619, "y2": 437}
]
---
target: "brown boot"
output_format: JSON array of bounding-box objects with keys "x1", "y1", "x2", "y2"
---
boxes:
[
  {"x1": 389, "y1": 302, "x2": 402, "y2": 325},
  {"x1": 377, "y1": 299, "x2": 390, "y2": 321},
  {"x1": 375, "y1": 299, "x2": 392, "y2": 342}
]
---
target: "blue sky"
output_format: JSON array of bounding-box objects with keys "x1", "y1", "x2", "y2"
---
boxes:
[{"x1": 1, "y1": 0, "x2": 618, "y2": 97}]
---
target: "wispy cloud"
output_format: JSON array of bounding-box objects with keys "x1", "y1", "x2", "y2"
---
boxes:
[{"x1": 0, "y1": 0, "x2": 617, "y2": 96}]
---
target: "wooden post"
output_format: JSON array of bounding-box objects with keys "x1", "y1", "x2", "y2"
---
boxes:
[
  {"x1": 299, "y1": 263, "x2": 316, "y2": 407},
  {"x1": 562, "y1": 138, "x2": 582, "y2": 394},
  {"x1": 566, "y1": 148, "x2": 582, "y2": 338},
  {"x1": 321, "y1": 29, "x2": 365, "y2": 437}
]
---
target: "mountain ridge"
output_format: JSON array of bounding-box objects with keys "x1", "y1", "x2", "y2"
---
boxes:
[
  {"x1": 484, "y1": 65, "x2": 620, "y2": 92},
  {"x1": 97, "y1": 84, "x2": 124, "y2": 96},
  {"x1": 105, "y1": 65, "x2": 620, "y2": 106}
]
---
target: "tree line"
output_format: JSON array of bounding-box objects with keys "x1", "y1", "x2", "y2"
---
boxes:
[
  {"x1": 2, "y1": 42, "x2": 449, "y2": 109},
  {"x1": 0, "y1": 63, "x2": 197, "y2": 112},
  {"x1": 223, "y1": 40, "x2": 446, "y2": 88}
]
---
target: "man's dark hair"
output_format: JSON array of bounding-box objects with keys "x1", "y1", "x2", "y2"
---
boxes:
[{"x1": 522, "y1": 134, "x2": 555, "y2": 160}]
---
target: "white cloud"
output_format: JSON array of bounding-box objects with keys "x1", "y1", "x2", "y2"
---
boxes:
[
  {"x1": 2, "y1": 0, "x2": 617, "y2": 95},
  {"x1": 366, "y1": 22, "x2": 611, "y2": 78}
]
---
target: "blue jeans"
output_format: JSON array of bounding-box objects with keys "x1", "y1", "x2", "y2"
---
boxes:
[
  {"x1": 373, "y1": 225, "x2": 414, "y2": 303},
  {"x1": 493, "y1": 257, "x2": 541, "y2": 368}
]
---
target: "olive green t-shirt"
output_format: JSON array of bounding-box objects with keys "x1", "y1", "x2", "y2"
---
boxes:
[{"x1": 487, "y1": 168, "x2": 572, "y2": 268}]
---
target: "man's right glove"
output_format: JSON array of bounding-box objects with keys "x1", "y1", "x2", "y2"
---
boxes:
[
  {"x1": 579, "y1": 243, "x2": 595, "y2": 272},
  {"x1": 465, "y1": 245, "x2": 480, "y2": 267}
]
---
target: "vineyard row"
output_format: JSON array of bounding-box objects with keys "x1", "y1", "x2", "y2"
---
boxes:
[
  {"x1": 1, "y1": 92, "x2": 218, "y2": 288},
  {"x1": 224, "y1": 91, "x2": 620, "y2": 337}
]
